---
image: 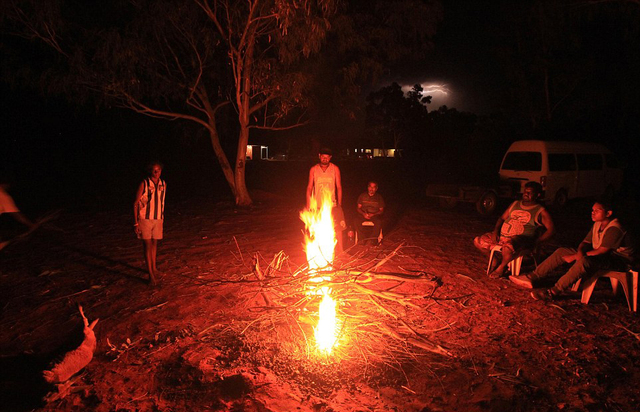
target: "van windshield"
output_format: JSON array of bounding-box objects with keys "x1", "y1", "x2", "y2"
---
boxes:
[{"x1": 501, "y1": 151, "x2": 542, "y2": 171}]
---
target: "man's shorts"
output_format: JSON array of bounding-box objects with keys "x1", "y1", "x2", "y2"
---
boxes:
[
  {"x1": 474, "y1": 232, "x2": 535, "y2": 253},
  {"x1": 139, "y1": 219, "x2": 164, "y2": 240}
]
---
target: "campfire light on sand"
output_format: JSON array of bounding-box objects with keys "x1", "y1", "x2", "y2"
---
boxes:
[{"x1": 300, "y1": 189, "x2": 339, "y2": 354}]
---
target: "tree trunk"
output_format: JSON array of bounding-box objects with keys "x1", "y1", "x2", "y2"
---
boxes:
[
  {"x1": 234, "y1": 125, "x2": 252, "y2": 206},
  {"x1": 207, "y1": 123, "x2": 236, "y2": 198},
  {"x1": 232, "y1": 32, "x2": 255, "y2": 207}
]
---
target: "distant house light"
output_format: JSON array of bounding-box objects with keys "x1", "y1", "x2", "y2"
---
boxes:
[{"x1": 246, "y1": 145, "x2": 269, "y2": 160}]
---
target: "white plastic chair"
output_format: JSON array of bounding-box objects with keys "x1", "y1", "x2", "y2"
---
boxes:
[
  {"x1": 355, "y1": 221, "x2": 383, "y2": 245},
  {"x1": 570, "y1": 269, "x2": 638, "y2": 312},
  {"x1": 487, "y1": 244, "x2": 535, "y2": 277}
]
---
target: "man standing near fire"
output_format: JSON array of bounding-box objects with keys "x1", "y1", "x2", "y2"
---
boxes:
[
  {"x1": 134, "y1": 161, "x2": 166, "y2": 286},
  {"x1": 306, "y1": 147, "x2": 345, "y2": 253}
]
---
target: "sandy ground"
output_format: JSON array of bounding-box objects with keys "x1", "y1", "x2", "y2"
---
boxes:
[{"x1": 1, "y1": 192, "x2": 640, "y2": 412}]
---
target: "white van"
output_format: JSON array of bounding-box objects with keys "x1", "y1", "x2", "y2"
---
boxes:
[{"x1": 499, "y1": 140, "x2": 623, "y2": 206}]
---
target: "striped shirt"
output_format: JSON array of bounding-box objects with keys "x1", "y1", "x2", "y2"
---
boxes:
[{"x1": 138, "y1": 178, "x2": 166, "y2": 220}]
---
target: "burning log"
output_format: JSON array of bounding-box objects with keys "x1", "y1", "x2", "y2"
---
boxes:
[{"x1": 43, "y1": 305, "x2": 98, "y2": 384}]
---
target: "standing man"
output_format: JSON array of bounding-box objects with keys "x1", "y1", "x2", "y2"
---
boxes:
[
  {"x1": 473, "y1": 181, "x2": 555, "y2": 278},
  {"x1": 356, "y1": 181, "x2": 385, "y2": 246},
  {"x1": 306, "y1": 147, "x2": 344, "y2": 252},
  {"x1": 134, "y1": 161, "x2": 166, "y2": 286}
]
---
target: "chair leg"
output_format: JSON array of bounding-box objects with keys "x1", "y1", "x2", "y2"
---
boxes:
[
  {"x1": 571, "y1": 279, "x2": 582, "y2": 292},
  {"x1": 510, "y1": 256, "x2": 523, "y2": 277},
  {"x1": 632, "y1": 271, "x2": 638, "y2": 312},
  {"x1": 487, "y1": 248, "x2": 498, "y2": 275},
  {"x1": 580, "y1": 276, "x2": 600, "y2": 304},
  {"x1": 616, "y1": 275, "x2": 633, "y2": 312},
  {"x1": 609, "y1": 277, "x2": 620, "y2": 296}
]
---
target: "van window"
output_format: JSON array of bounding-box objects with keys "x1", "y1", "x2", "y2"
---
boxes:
[
  {"x1": 548, "y1": 153, "x2": 576, "y2": 171},
  {"x1": 501, "y1": 152, "x2": 542, "y2": 171},
  {"x1": 577, "y1": 154, "x2": 603, "y2": 171}
]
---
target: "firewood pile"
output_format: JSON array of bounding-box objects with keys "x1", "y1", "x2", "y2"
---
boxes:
[{"x1": 224, "y1": 244, "x2": 455, "y2": 372}]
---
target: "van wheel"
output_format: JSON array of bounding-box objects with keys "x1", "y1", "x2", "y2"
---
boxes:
[
  {"x1": 554, "y1": 189, "x2": 568, "y2": 208},
  {"x1": 476, "y1": 191, "x2": 498, "y2": 215},
  {"x1": 438, "y1": 197, "x2": 458, "y2": 209}
]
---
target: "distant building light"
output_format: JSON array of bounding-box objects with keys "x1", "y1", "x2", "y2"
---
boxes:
[{"x1": 246, "y1": 145, "x2": 268, "y2": 160}]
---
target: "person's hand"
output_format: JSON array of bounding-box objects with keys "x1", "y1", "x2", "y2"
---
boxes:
[{"x1": 134, "y1": 223, "x2": 141, "y2": 235}]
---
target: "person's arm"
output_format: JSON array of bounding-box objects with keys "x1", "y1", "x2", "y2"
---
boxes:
[
  {"x1": 563, "y1": 238, "x2": 592, "y2": 263},
  {"x1": 492, "y1": 207, "x2": 510, "y2": 242},
  {"x1": 357, "y1": 202, "x2": 366, "y2": 218},
  {"x1": 536, "y1": 209, "x2": 555, "y2": 243},
  {"x1": 585, "y1": 227, "x2": 624, "y2": 257},
  {"x1": 306, "y1": 167, "x2": 314, "y2": 209},
  {"x1": 335, "y1": 166, "x2": 342, "y2": 207},
  {"x1": 133, "y1": 182, "x2": 144, "y2": 233}
]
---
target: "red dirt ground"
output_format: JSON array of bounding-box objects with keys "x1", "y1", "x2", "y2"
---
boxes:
[{"x1": 1, "y1": 192, "x2": 640, "y2": 412}]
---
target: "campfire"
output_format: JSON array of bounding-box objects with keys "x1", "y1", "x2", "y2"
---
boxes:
[
  {"x1": 240, "y1": 192, "x2": 454, "y2": 371},
  {"x1": 299, "y1": 189, "x2": 340, "y2": 354}
]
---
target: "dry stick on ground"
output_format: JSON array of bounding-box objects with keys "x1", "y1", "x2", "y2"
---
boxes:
[
  {"x1": 252, "y1": 253, "x2": 274, "y2": 306},
  {"x1": 368, "y1": 295, "x2": 453, "y2": 357},
  {"x1": 616, "y1": 324, "x2": 640, "y2": 341}
]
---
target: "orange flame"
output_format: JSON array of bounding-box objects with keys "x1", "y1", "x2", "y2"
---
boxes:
[
  {"x1": 300, "y1": 188, "x2": 338, "y2": 354},
  {"x1": 300, "y1": 189, "x2": 336, "y2": 272}
]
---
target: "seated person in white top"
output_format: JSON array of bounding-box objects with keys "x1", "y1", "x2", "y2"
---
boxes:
[
  {"x1": 510, "y1": 198, "x2": 635, "y2": 301},
  {"x1": 473, "y1": 181, "x2": 555, "y2": 278}
]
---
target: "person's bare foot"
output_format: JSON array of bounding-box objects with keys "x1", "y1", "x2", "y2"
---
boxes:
[
  {"x1": 149, "y1": 272, "x2": 158, "y2": 286},
  {"x1": 489, "y1": 266, "x2": 506, "y2": 278}
]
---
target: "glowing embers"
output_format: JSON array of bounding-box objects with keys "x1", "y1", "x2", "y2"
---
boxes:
[{"x1": 300, "y1": 189, "x2": 339, "y2": 355}]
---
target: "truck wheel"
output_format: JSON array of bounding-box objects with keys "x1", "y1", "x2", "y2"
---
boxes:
[
  {"x1": 476, "y1": 191, "x2": 498, "y2": 215},
  {"x1": 554, "y1": 189, "x2": 568, "y2": 208},
  {"x1": 438, "y1": 197, "x2": 458, "y2": 209}
]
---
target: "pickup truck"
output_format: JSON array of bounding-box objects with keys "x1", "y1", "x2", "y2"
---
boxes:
[{"x1": 425, "y1": 182, "x2": 516, "y2": 215}]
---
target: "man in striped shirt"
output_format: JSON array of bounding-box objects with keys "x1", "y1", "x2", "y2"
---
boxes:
[{"x1": 134, "y1": 162, "x2": 166, "y2": 286}]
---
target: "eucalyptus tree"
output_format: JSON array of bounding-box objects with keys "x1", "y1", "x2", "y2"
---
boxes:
[{"x1": 3, "y1": 0, "x2": 337, "y2": 205}]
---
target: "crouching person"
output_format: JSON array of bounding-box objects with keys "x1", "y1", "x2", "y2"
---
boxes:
[
  {"x1": 510, "y1": 199, "x2": 635, "y2": 301},
  {"x1": 473, "y1": 182, "x2": 555, "y2": 278}
]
